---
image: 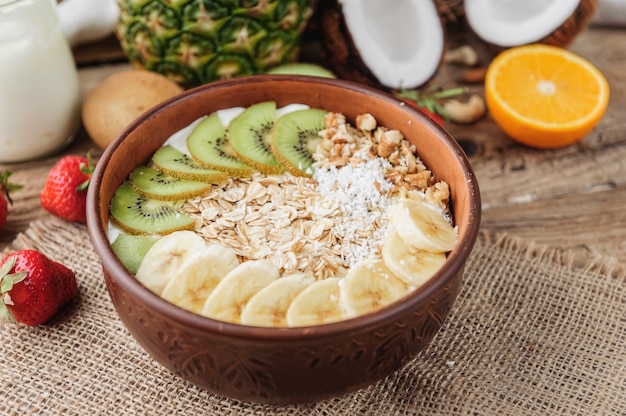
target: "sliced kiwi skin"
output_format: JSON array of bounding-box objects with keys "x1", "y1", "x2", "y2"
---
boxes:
[
  {"x1": 271, "y1": 108, "x2": 327, "y2": 176},
  {"x1": 186, "y1": 113, "x2": 253, "y2": 177},
  {"x1": 228, "y1": 101, "x2": 283, "y2": 175},
  {"x1": 110, "y1": 182, "x2": 196, "y2": 235},
  {"x1": 111, "y1": 233, "x2": 159, "y2": 274},
  {"x1": 152, "y1": 145, "x2": 228, "y2": 183},
  {"x1": 129, "y1": 165, "x2": 211, "y2": 201}
]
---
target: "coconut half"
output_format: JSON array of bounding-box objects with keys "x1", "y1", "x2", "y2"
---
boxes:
[
  {"x1": 464, "y1": 0, "x2": 598, "y2": 48},
  {"x1": 320, "y1": 0, "x2": 445, "y2": 90}
]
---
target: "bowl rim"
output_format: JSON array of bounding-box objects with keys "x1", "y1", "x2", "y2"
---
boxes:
[{"x1": 86, "y1": 74, "x2": 481, "y2": 341}]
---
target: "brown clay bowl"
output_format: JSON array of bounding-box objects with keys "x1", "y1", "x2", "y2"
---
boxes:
[{"x1": 86, "y1": 75, "x2": 481, "y2": 404}]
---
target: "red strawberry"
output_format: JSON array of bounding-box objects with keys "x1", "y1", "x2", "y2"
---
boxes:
[
  {"x1": 40, "y1": 153, "x2": 94, "y2": 223},
  {"x1": 0, "y1": 250, "x2": 78, "y2": 326},
  {"x1": 0, "y1": 171, "x2": 23, "y2": 230}
]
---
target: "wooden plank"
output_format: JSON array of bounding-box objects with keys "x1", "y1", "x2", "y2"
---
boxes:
[{"x1": 481, "y1": 187, "x2": 626, "y2": 266}]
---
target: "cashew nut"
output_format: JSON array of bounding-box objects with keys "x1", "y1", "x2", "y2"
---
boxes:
[
  {"x1": 356, "y1": 113, "x2": 377, "y2": 131},
  {"x1": 444, "y1": 45, "x2": 479, "y2": 67},
  {"x1": 443, "y1": 94, "x2": 486, "y2": 124},
  {"x1": 459, "y1": 67, "x2": 488, "y2": 84}
]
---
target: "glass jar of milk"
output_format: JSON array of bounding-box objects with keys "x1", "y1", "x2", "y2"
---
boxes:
[{"x1": 0, "y1": 0, "x2": 81, "y2": 163}]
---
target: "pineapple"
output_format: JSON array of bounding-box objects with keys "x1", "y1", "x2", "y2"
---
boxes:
[{"x1": 115, "y1": 0, "x2": 314, "y2": 89}]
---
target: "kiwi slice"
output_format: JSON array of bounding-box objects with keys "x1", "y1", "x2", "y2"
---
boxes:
[
  {"x1": 228, "y1": 101, "x2": 283, "y2": 175},
  {"x1": 110, "y1": 182, "x2": 195, "y2": 235},
  {"x1": 129, "y1": 165, "x2": 211, "y2": 201},
  {"x1": 152, "y1": 145, "x2": 228, "y2": 183},
  {"x1": 271, "y1": 108, "x2": 327, "y2": 176},
  {"x1": 186, "y1": 113, "x2": 253, "y2": 177},
  {"x1": 111, "y1": 233, "x2": 159, "y2": 274}
]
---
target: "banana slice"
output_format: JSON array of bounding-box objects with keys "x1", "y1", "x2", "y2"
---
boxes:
[
  {"x1": 240, "y1": 273, "x2": 313, "y2": 327},
  {"x1": 201, "y1": 260, "x2": 280, "y2": 324},
  {"x1": 382, "y1": 230, "x2": 447, "y2": 287},
  {"x1": 160, "y1": 244, "x2": 240, "y2": 314},
  {"x1": 388, "y1": 198, "x2": 458, "y2": 253},
  {"x1": 286, "y1": 277, "x2": 347, "y2": 327},
  {"x1": 135, "y1": 230, "x2": 207, "y2": 295},
  {"x1": 340, "y1": 258, "x2": 411, "y2": 318}
]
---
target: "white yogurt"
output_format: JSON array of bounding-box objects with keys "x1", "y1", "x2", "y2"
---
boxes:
[
  {"x1": 163, "y1": 116, "x2": 206, "y2": 153},
  {"x1": 0, "y1": 0, "x2": 81, "y2": 163}
]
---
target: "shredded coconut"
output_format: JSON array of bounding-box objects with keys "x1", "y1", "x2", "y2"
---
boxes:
[{"x1": 313, "y1": 156, "x2": 394, "y2": 266}]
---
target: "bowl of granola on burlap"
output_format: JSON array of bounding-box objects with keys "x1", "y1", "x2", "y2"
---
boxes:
[{"x1": 86, "y1": 74, "x2": 481, "y2": 404}]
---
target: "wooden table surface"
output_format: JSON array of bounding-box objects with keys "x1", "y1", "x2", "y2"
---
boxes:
[{"x1": 1, "y1": 25, "x2": 625, "y2": 267}]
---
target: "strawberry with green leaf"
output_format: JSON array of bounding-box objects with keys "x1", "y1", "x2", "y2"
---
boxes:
[
  {"x1": 0, "y1": 250, "x2": 77, "y2": 326},
  {"x1": 41, "y1": 153, "x2": 95, "y2": 223},
  {"x1": 0, "y1": 170, "x2": 23, "y2": 231}
]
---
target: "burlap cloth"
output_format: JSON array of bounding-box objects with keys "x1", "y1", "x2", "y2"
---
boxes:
[{"x1": 1, "y1": 217, "x2": 625, "y2": 415}]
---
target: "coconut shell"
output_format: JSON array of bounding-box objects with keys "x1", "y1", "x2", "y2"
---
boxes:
[
  {"x1": 319, "y1": 0, "x2": 446, "y2": 91},
  {"x1": 433, "y1": 0, "x2": 465, "y2": 25},
  {"x1": 539, "y1": 0, "x2": 599, "y2": 47},
  {"x1": 318, "y1": 1, "x2": 381, "y2": 88}
]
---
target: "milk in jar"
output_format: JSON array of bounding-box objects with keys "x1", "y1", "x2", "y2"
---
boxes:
[{"x1": 0, "y1": 0, "x2": 81, "y2": 163}]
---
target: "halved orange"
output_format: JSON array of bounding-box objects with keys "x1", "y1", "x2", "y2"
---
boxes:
[{"x1": 485, "y1": 44, "x2": 610, "y2": 149}]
